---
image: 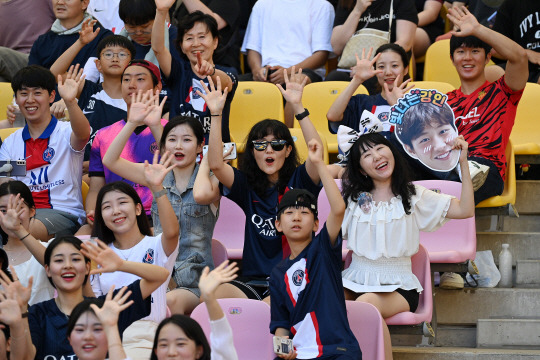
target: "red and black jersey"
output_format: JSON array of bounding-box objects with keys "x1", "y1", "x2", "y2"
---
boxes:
[{"x1": 447, "y1": 77, "x2": 523, "y2": 179}]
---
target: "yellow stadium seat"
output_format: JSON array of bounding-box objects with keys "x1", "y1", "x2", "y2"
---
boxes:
[
  {"x1": 294, "y1": 81, "x2": 368, "y2": 154},
  {"x1": 289, "y1": 128, "x2": 329, "y2": 165},
  {"x1": 0, "y1": 127, "x2": 21, "y2": 141},
  {"x1": 409, "y1": 81, "x2": 455, "y2": 94},
  {"x1": 81, "y1": 180, "x2": 89, "y2": 208},
  {"x1": 229, "y1": 82, "x2": 284, "y2": 152},
  {"x1": 0, "y1": 83, "x2": 13, "y2": 122},
  {"x1": 423, "y1": 39, "x2": 495, "y2": 89},
  {"x1": 510, "y1": 83, "x2": 540, "y2": 155},
  {"x1": 477, "y1": 139, "x2": 516, "y2": 208}
]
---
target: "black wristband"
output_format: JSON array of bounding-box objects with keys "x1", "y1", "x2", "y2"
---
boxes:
[{"x1": 295, "y1": 108, "x2": 310, "y2": 121}]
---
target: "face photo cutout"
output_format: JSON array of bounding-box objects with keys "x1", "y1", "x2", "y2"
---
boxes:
[
  {"x1": 390, "y1": 89, "x2": 460, "y2": 172},
  {"x1": 357, "y1": 192, "x2": 373, "y2": 214}
]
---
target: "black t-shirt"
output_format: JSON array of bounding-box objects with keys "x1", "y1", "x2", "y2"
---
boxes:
[
  {"x1": 492, "y1": 0, "x2": 540, "y2": 73},
  {"x1": 334, "y1": 0, "x2": 418, "y2": 43},
  {"x1": 173, "y1": 0, "x2": 241, "y2": 71}
]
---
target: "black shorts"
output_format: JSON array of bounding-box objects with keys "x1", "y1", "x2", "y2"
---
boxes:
[
  {"x1": 229, "y1": 276, "x2": 270, "y2": 300},
  {"x1": 396, "y1": 288, "x2": 420, "y2": 313}
]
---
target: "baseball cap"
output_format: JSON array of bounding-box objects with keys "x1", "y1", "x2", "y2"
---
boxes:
[
  {"x1": 124, "y1": 59, "x2": 161, "y2": 86},
  {"x1": 278, "y1": 189, "x2": 318, "y2": 217}
]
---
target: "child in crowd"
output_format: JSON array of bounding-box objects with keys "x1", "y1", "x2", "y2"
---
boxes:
[
  {"x1": 338, "y1": 123, "x2": 474, "y2": 359},
  {"x1": 270, "y1": 140, "x2": 361, "y2": 360},
  {"x1": 199, "y1": 68, "x2": 323, "y2": 302},
  {"x1": 0, "y1": 65, "x2": 91, "y2": 239},
  {"x1": 152, "y1": 0, "x2": 238, "y2": 143},
  {"x1": 103, "y1": 89, "x2": 220, "y2": 315}
]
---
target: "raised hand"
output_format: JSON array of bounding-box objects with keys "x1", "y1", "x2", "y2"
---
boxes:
[
  {"x1": 0, "y1": 266, "x2": 33, "y2": 311},
  {"x1": 81, "y1": 238, "x2": 124, "y2": 275},
  {"x1": 382, "y1": 75, "x2": 415, "y2": 106},
  {"x1": 91, "y1": 285, "x2": 134, "y2": 328},
  {"x1": 144, "y1": 90, "x2": 167, "y2": 128},
  {"x1": 78, "y1": 18, "x2": 100, "y2": 45},
  {"x1": 307, "y1": 139, "x2": 324, "y2": 166},
  {"x1": 0, "y1": 194, "x2": 26, "y2": 239},
  {"x1": 350, "y1": 48, "x2": 382, "y2": 82},
  {"x1": 452, "y1": 135, "x2": 469, "y2": 164},
  {"x1": 127, "y1": 89, "x2": 154, "y2": 126},
  {"x1": 57, "y1": 64, "x2": 85, "y2": 103},
  {"x1": 155, "y1": 0, "x2": 176, "y2": 12},
  {"x1": 199, "y1": 260, "x2": 238, "y2": 301},
  {"x1": 277, "y1": 66, "x2": 308, "y2": 106},
  {"x1": 194, "y1": 52, "x2": 215, "y2": 78},
  {"x1": 196, "y1": 75, "x2": 229, "y2": 115},
  {"x1": 0, "y1": 290, "x2": 23, "y2": 326},
  {"x1": 143, "y1": 150, "x2": 177, "y2": 192},
  {"x1": 447, "y1": 6, "x2": 481, "y2": 37}
]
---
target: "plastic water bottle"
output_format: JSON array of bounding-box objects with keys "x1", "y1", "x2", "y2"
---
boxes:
[
  {"x1": 498, "y1": 243, "x2": 513, "y2": 288},
  {"x1": 11, "y1": 98, "x2": 25, "y2": 128}
]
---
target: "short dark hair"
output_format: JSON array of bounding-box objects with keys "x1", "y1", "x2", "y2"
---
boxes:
[
  {"x1": 160, "y1": 116, "x2": 205, "y2": 152},
  {"x1": 11, "y1": 65, "x2": 56, "y2": 94},
  {"x1": 375, "y1": 43, "x2": 409, "y2": 70},
  {"x1": 91, "y1": 181, "x2": 152, "y2": 244},
  {"x1": 450, "y1": 35, "x2": 492, "y2": 59},
  {"x1": 151, "y1": 315, "x2": 210, "y2": 360},
  {"x1": 67, "y1": 298, "x2": 104, "y2": 338},
  {"x1": 122, "y1": 59, "x2": 160, "y2": 87},
  {"x1": 0, "y1": 181, "x2": 35, "y2": 246},
  {"x1": 396, "y1": 102, "x2": 457, "y2": 148},
  {"x1": 96, "y1": 35, "x2": 136, "y2": 59},
  {"x1": 176, "y1": 11, "x2": 220, "y2": 60},
  {"x1": 44, "y1": 236, "x2": 91, "y2": 288},
  {"x1": 119, "y1": 0, "x2": 156, "y2": 26}
]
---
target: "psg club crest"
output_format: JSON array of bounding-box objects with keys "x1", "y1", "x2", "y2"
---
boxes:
[
  {"x1": 42, "y1": 147, "x2": 55, "y2": 162},
  {"x1": 292, "y1": 269, "x2": 305, "y2": 286},
  {"x1": 142, "y1": 248, "x2": 154, "y2": 264}
]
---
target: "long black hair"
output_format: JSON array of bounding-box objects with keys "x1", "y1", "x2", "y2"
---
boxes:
[
  {"x1": 240, "y1": 119, "x2": 300, "y2": 197},
  {"x1": 151, "y1": 315, "x2": 210, "y2": 360},
  {"x1": 342, "y1": 133, "x2": 416, "y2": 214}
]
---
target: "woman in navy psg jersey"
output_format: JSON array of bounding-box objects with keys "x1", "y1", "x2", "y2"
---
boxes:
[{"x1": 198, "y1": 68, "x2": 323, "y2": 302}]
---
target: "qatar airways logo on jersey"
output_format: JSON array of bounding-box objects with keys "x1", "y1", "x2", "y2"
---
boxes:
[
  {"x1": 455, "y1": 107, "x2": 480, "y2": 126},
  {"x1": 251, "y1": 214, "x2": 276, "y2": 237}
]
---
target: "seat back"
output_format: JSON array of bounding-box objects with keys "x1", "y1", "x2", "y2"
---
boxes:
[
  {"x1": 295, "y1": 82, "x2": 368, "y2": 154},
  {"x1": 0, "y1": 127, "x2": 21, "y2": 142},
  {"x1": 190, "y1": 299, "x2": 273, "y2": 359},
  {"x1": 345, "y1": 301, "x2": 386, "y2": 360},
  {"x1": 511, "y1": 83, "x2": 540, "y2": 155},
  {"x1": 288, "y1": 128, "x2": 329, "y2": 164},
  {"x1": 229, "y1": 82, "x2": 284, "y2": 151},
  {"x1": 0, "y1": 83, "x2": 13, "y2": 123},
  {"x1": 214, "y1": 197, "x2": 245, "y2": 259},
  {"x1": 414, "y1": 180, "x2": 476, "y2": 263},
  {"x1": 316, "y1": 179, "x2": 347, "y2": 259},
  {"x1": 211, "y1": 238, "x2": 229, "y2": 266}
]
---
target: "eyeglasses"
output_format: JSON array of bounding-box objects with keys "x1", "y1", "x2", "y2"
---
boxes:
[
  {"x1": 252, "y1": 140, "x2": 288, "y2": 151},
  {"x1": 101, "y1": 51, "x2": 130, "y2": 60},
  {"x1": 124, "y1": 24, "x2": 153, "y2": 35}
]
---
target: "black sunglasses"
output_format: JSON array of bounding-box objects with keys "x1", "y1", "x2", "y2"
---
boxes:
[{"x1": 252, "y1": 139, "x2": 288, "y2": 151}]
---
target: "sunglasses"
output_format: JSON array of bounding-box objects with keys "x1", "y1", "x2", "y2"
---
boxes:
[{"x1": 252, "y1": 139, "x2": 288, "y2": 151}]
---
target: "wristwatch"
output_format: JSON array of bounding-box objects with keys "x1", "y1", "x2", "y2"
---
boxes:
[
  {"x1": 295, "y1": 108, "x2": 310, "y2": 121},
  {"x1": 152, "y1": 188, "x2": 167, "y2": 199}
]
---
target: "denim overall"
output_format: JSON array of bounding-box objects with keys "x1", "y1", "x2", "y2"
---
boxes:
[{"x1": 151, "y1": 164, "x2": 217, "y2": 295}]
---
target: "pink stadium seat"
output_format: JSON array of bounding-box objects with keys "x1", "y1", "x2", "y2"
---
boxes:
[
  {"x1": 214, "y1": 197, "x2": 245, "y2": 259},
  {"x1": 414, "y1": 180, "x2": 477, "y2": 264},
  {"x1": 346, "y1": 301, "x2": 386, "y2": 360},
  {"x1": 316, "y1": 179, "x2": 348, "y2": 260},
  {"x1": 190, "y1": 298, "x2": 273, "y2": 359},
  {"x1": 344, "y1": 244, "x2": 433, "y2": 326},
  {"x1": 211, "y1": 239, "x2": 229, "y2": 266}
]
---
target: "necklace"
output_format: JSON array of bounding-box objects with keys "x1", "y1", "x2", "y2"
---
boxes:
[{"x1": 4, "y1": 245, "x2": 31, "y2": 264}]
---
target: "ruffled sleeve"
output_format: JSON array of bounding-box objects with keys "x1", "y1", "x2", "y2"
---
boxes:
[{"x1": 412, "y1": 185, "x2": 453, "y2": 232}]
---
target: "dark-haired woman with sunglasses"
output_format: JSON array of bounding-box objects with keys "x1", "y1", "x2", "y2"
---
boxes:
[{"x1": 195, "y1": 68, "x2": 324, "y2": 303}]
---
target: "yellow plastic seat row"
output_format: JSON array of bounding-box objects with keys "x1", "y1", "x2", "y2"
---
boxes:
[
  {"x1": 510, "y1": 82, "x2": 540, "y2": 155},
  {"x1": 0, "y1": 82, "x2": 13, "y2": 122}
]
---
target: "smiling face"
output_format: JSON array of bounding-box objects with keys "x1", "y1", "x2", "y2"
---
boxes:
[
  {"x1": 69, "y1": 311, "x2": 108, "y2": 360},
  {"x1": 121, "y1": 65, "x2": 158, "y2": 105},
  {"x1": 180, "y1": 22, "x2": 218, "y2": 66},
  {"x1": 155, "y1": 323, "x2": 202, "y2": 360},
  {"x1": 45, "y1": 242, "x2": 89, "y2": 292},
  {"x1": 358, "y1": 143, "x2": 395, "y2": 184},
  {"x1": 252, "y1": 134, "x2": 292, "y2": 184},
  {"x1": 100, "y1": 190, "x2": 142, "y2": 236},
  {"x1": 96, "y1": 45, "x2": 132, "y2": 77},
  {"x1": 163, "y1": 124, "x2": 202, "y2": 168},
  {"x1": 405, "y1": 123, "x2": 459, "y2": 171},
  {"x1": 451, "y1": 46, "x2": 490, "y2": 81},
  {"x1": 15, "y1": 86, "x2": 55, "y2": 124},
  {"x1": 275, "y1": 207, "x2": 318, "y2": 242},
  {"x1": 375, "y1": 51, "x2": 408, "y2": 92}
]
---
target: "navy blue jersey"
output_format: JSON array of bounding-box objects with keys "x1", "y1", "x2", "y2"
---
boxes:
[
  {"x1": 29, "y1": 280, "x2": 150, "y2": 360},
  {"x1": 329, "y1": 93, "x2": 392, "y2": 134},
  {"x1": 78, "y1": 80, "x2": 127, "y2": 161},
  {"x1": 270, "y1": 225, "x2": 361, "y2": 359},
  {"x1": 165, "y1": 57, "x2": 238, "y2": 143},
  {"x1": 222, "y1": 164, "x2": 321, "y2": 278}
]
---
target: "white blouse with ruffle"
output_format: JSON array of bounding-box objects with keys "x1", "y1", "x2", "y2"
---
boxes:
[{"x1": 342, "y1": 184, "x2": 453, "y2": 293}]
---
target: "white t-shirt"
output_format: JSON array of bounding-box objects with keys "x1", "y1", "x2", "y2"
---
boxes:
[
  {"x1": 91, "y1": 234, "x2": 178, "y2": 323},
  {"x1": 88, "y1": 0, "x2": 124, "y2": 34},
  {"x1": 241, "y1": 0, "x2": 334, "y2": 77},
  {"x1": 13, "y1": 243, "x2": 55, "y2": 306}
]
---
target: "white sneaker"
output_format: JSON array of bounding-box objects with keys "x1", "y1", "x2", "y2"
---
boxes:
[
  {"x1": 440, "y1": 272, "x2": 464, "y2": 290},
  {"x1": 468, "y1": 160, "x2": 490, "y2": 191}
]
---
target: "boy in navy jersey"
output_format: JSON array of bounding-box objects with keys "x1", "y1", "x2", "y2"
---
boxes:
[{"x1": 270, "y1": 140, "x2": 361, "y2": 360}]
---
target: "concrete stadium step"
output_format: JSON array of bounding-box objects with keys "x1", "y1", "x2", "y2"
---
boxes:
[
  {"x1": 516, "y1": 259, "x2": 540, "y2": 286},
  {"x1": 516, "y1": 180, "x2": 540, "y2": 214},
  {"x1": 476, "y1": 215, "x2": 540, "y2": 232},
  {"x1": 393, "y1": 346, "x2": 540, "y2": 360},
  {"x1": 477, "y1": 318, "x2": 540, "y2": 349},
  {"x1": 434, "y1": 288, "x2": 540, "y2": 325},
  {"x1": 476, "y1": 232, "x2": 540, "y2": 266}
]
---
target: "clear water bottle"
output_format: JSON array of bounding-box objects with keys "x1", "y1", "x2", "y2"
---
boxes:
[
  {"x1": 498, "y1": 243, "x2": 513, "y2": 288},
  {"x1": 11, "y1": 98, "x2": 25, "y2": 128}
]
